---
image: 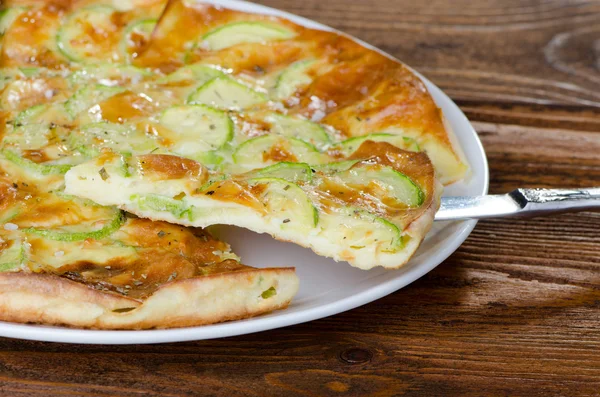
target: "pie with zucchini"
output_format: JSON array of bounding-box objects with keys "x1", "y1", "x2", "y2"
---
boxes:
[{"x1": 0, "y1": 0, "x2": 467, "y2": 328}]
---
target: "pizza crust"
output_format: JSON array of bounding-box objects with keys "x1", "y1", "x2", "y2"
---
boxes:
[{"x1": 0, "y1": 268, "x2": 298, "y2": 329}]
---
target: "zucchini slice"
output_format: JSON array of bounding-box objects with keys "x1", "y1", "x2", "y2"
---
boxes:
[
  {"x1": 1, "y1": 149, "x2": 72, "y2": 175},
  {"x1": 338, "y1": 164, "x2": 424, "y2": 207},
  {"x1": 0, "y1": 201, "x2": 23, "y2": 224},
  {"x1": 0, "y1": 6, "x2": 27, "y2": 58},
  {"x1": 69, "y1": 122, "x2": 159, "y2": 157},
  {"x1": 0, "y1": 78, "x2": 61, "y2": 113},
  {"x1": 68, "y1": 64, "x2": 152, "y2": 86},
  {"x1": 0, "y1": 7, "x2": 27, "y2": 36},
  {"x1": 319, "y1": 207, "x2": 403, "y2": 253},
  {"x1": 0, "y1": 69, "x2": 20, "y2": 91},
  {"x1": 64, "y1": 84, "x2": 125, "y2": 118},
  {"x1": 156, "y1": 63, "x2": 224, "y2": 85},
  {"x1": 120, "y1": 19, "x2": 157, "y2": 62},
  {"x1": 264, "y1": 113, "x2": 331, "y2": 150},
  {"x1": 159, "y1": 104, "x2": 233, "y2": 156},
  {"x1": 3, "y1": 124, "x2": 50, "y2": 151},
  {"x1": 247, "y1": 177, "x2": 318, "y2": 229},
  {"x1": 0, "y1": 239, "x2": 26, "y2": 272},
  {"x1": 312, "y1": 159, "x2": 361, "y2": 174},
  {"x1": 0, "y1": 67, "x2": 44, "y2": 91},
  {"x1": 233, "y1": 134, "x2": 324, "y2": 169},
  {"x1": 18, "y1": 67, "x2": 41, "y2": 77},
  {"x1": 274, "y1": 60, "x2": 315, "y2": 99},
  {"x1": 131, "y1": 194, "x2": 191, "y2": 220},
  {"x1": 336, "y1": 133, "x2": 420, "y2": 157},
  {"x1": 56, "y1": 5, "x2": 118, "y2": 62},
  {"x1": 245, "y1": 162, "x2": 313, "y2": 183},
  {"x1": 24, "y1": 210, "x2": 125, "y2": 242},
  {"x1": 187, "y1": 76, "x2": 267, "y2": 110},
  {"x1": 28, "y1": 238, "x2": 138, "y2": 270},
  {"x1": 15, "y1": 103, "x2": 70, "y2": 126},
  {"x1": 201, "y1": 21, "x2": 296, "y2": 51}
]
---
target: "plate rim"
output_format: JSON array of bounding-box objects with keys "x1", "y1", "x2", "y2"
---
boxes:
[{"x1": 0, "y1": 0, "x2": 489, "y2": 344}]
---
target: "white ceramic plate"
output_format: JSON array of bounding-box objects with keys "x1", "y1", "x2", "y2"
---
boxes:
[{"x1": 0, "y1": 0, "x2": 488, "y2": 344}]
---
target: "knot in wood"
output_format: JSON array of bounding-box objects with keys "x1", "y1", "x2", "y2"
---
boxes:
[{"x1": 339, "y1": 347, "x2": 373, "y2": 364}]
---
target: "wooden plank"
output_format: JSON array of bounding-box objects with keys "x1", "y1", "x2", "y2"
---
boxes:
[{"x1": 0, "y1": 1, "x2": 598, "y2": 395}]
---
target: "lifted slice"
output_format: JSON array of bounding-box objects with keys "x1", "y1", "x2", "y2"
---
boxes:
[{"x1": 65, "y1": 142, "x2": 439, "y2": 270}]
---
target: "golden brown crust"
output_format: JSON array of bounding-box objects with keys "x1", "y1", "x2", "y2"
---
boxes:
[{"x1": 0, "y1": 267, "x2": 298, "y2": 329}]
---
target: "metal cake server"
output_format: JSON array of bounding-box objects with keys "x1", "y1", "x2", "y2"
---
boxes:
[{"x1": 435, "y1": 188, "x2": 600, "y2": 221}]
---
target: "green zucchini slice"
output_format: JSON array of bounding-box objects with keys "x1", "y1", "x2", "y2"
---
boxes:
[
  {"x1": 274, "y1": 60, "x2": 315, "y2": 99},
  {"x1": 56, "y1": 5, "x2": 118, "y2": 62},
  {"x1": 245, "y1": 161, "x2": 313, "y2": 183},
  {"x1": 0, "y1": 7, "x2": 27, "y2": 36},
  {"x1": 337, "y1": 164, "x2": 424, "y2": 207},
  {"x1": 233, "y1": 134, "x2": 324, "y2": 169},
  {"x1": 1, "y1": 149, "x2": 72, "y2": 176},
  {"x1": 64, "y1": 84, "x2": 125, "y2": 118},
  {"x1": 201, "y1": 21, "x2": 295, "y2": 51},
  {"x1": 159, "y1": 104, "x2": 233, "y2": 156},
  {"x1": 68, "y1": 64, "x2": 152, "y2": 86},
  {"x1": 24, "y1": 210, "x2": 125, "y2": 242},
  {"x1": 0, "y1": 239, "x2": 26, "y2": 272},
  {"x1": 336, "y1": 133, "x2": 420, "y2": 157},
  {"x1": 187, "y1": 76, "x2": 267, "y2": 110},
  {"x1": 69, "y1": 122, "x2": 159, "y2": 157},
  {"x1": 156, "y1": 63, "x2": 224, "y2": 85},
  {"x1": 120, "y1": 18, "x2": 157, "y2": 62},
  {"x1": 264, "y1": 113, "x2": 331, "y2": 150},
  {"x1": 247, "y1": 177, "x2": 318, "y2": 229},
  {"x1": 319, "y1": 207, "x2": 403, "y2": 252}
]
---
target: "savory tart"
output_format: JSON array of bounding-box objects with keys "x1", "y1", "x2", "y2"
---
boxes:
[{"x1": 0, "y1": 0, "x2": 466, "y2": 327}]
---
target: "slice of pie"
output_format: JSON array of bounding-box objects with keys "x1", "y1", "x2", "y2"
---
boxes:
[{"x1": 65, "y1": 141, "x2": 440, "y2": 270}]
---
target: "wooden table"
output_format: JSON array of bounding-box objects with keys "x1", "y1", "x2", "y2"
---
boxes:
[{"x1": 1, "y1": 1, "x2": 599, "y2": 395}]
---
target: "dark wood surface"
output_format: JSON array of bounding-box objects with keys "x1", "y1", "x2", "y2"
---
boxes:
[{"x1": 1, "y1": 1, "x2": 599, "y2": 396}]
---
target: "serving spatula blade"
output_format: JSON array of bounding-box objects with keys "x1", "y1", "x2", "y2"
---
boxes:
[{"x1": 435, "y1": 188, "x2": 600, "y2": 221}]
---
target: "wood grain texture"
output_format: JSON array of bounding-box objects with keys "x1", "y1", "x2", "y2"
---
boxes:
[{"x1": 0, "y1": 1, "x2": 599, "y2": 396}]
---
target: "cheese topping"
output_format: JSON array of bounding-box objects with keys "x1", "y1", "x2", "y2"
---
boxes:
[{"x1": 1, "y1": 0, "x2": 461, "y2": 275}]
